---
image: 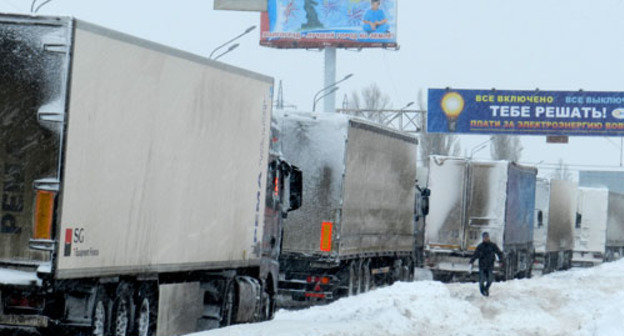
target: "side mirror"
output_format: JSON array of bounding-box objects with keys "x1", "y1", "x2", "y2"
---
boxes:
[{"x1": 288, "y1": 166, "x2": 302, "y2": 211}]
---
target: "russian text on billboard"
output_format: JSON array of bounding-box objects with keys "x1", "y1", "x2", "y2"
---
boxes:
[{"x1": 427, "y1": 88, "x2": 624, "y2": 136}]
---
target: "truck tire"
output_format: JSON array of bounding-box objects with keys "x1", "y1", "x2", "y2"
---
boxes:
[
  {"x1": 220, "y1": 280, "x2": 237, "y2": 327},
  {"x1": 406, "y1": 259, "x2": 415, "y2": 282},
  {"x1": 361, "y1": 261, "x2": 372, "y2": 293},
  {"x1": 134, "y1": 284, "x2": 157, "y2": 336},
  {"x1": 91, "y1": 286, "x2": 111, "y2": 336},
  {"x1": 356, "y1": 260, "x2": 364, "y2": 294},
  {"x1": 259, "y1": 284, "x2": 274, "y2": 321},
  {"x1": 111, "y1": 284, "x2": 133, "y2": 336},
  {"x1": 348, "y1": 262, "x2": 358, "y2": 296},
  {"x1": 504, "y1": 255, "x2": 514, "y2": 280},
  {"x1": 401, "y1": 259, "x2": 411, "y2": 282}
]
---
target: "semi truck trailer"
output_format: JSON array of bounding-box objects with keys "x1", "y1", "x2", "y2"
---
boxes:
[
  {"x1": 532, "y1": 178, "x2": 549, "y2": 273},
  {"x1": 425, "y1": 157, "x2": 536, "y2": 281},
  {"x1": 605, "y1": 192, "x2": 624, "y2": 261},
  {"x1": 573, "y1": 187, "x2": 608, "y2": 267},
  {"x1": 534, "y1": 179, "x2": 577, "y2": 274},
  {"x1": 0, "y1": 14, "x2": 301, "y2": 336},
  {"x1": 276, "y1": 112, "x2": 418, "y2": 302}
]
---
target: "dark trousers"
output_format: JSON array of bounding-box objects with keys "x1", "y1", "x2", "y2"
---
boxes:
[{"x1": 478, "y1": 267, "x2": 494, "y2": 292}]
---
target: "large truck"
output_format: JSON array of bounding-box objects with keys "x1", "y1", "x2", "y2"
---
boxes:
[
  {"x1": 605, "y1": 192, "x2": 624, "y2": 261},
  {"x1": 0, "y1": 14, "x2": 301, "y2": 336},
  {"x1": 573, "y1": 187, "x2": 609, "y2": 267},
  {"x1": 276, "y1": 112, "x2": 418, "y2": 302},
  {"x1": 533, "y1": 179, "x2": 577, "y2": 274},
  {"x1": 425, "y1": 157, "x2": 536, "y2": 281},
  {"x1": 532, "y1": 178, "x2": 549, "y2": 273}
]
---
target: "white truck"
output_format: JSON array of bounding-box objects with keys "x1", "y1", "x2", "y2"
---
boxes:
[
  {"x1": 533, "y1": 179, "x2": 577, "y2": 274},
  {"x1": 276, "y1": 112, "x2": 418, "y2": 302},
  {"x1": 425, "y1": 157, "x2": 536, "y2": 281},
  {"x1": 605, "y1": 192, "x2": 624, "y2": 261},
  {"x1": 573, "y1": 187, "x2": 609, "y2": 267},
  {"x1": 0, "y1": 14, "x2": 301, "y2": 336},
  {"x1": 532, "y1": 178, "x2": 549, "y2": 273}
]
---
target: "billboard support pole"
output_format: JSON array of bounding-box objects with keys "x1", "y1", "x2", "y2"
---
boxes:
[{"x1": 323, "y1": 47, "x2": 337, "y2": 113}]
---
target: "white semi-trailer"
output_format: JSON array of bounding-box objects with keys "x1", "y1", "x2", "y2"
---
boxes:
[
  {"x1": 425, "y1": 157, "x2": 537, "y2": 281},
  {"x1": 532, "y1": 179, "x2": 577, "y2": 274},
  {"x1": 276, "y1": 112, "x2": 418, "y2": 302},
  {"x1": 0, "y1": 14, "x2": 301, "y2": 336},
  {"x1": 532, "y1": 178, "x2": 550, "y2": 273},
  {"x1": 573, "y1": 187, "x2": 609, "y2": 267}
]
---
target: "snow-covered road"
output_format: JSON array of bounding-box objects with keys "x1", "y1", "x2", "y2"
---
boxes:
[{"x1": 191, "y1": 260, "x2": 624, "y2": 336}]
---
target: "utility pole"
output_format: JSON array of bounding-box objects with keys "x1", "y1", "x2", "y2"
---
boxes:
[{"x1": 323, "y1": 47, "x2": 337, "y2": 113}]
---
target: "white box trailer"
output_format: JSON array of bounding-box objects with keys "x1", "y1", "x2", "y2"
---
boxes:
[
  {"x1": 606, "y1": 192, "x2": 624, "y2": 261},
  {"x1": 0, "y1": 13, "x2": 301, "y2": 335},
  {"x1": 425, "y1": 156, "x2": 536, "y2": 281},
  {"x1": 276, "y1": 112, "x2": 418, "y2": 301},
  {"x1": 573, "y1": 187, "x2": 609, "y2": 267},
  {"x1": 533, "y1": 179, "x2": 550, "y2": 254},
  {"x1": 542, "y1": 180, "x2": 577, "y2": 273}
]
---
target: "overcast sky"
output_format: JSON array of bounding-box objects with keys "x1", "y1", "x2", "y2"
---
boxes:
[{"x1": 1, "y1": 0, "x2": 624, "y2": 177}]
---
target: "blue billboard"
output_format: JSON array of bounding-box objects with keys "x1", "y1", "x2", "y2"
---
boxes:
[
  {"x1": 428, "y1": 88, "x2": 624, "y2": 136},
  {"x1": 260, "y1": 0, "x2": 397, "y2": 49}
]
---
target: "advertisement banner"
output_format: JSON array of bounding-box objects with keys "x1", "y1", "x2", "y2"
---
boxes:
[
  {"x1": 428, "y1": 88, "x2": 624, "y2": 136},
  {"x1": 260, "y1": 0, "x2": 397, "y2": 49}
]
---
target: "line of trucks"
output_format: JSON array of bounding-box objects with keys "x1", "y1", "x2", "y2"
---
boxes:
[{"x1": 1, "y1": 13, "x2": 624, "y2": 336}]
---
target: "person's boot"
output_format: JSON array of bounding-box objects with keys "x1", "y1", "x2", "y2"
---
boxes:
[
  {"x1": 479, "y1": 284, "x2": 486, "y2": 296},
  {"x1": 484, "y1": 286, "x2": 490, "y2": 297}
]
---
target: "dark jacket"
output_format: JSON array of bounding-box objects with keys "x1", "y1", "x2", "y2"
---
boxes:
[{"x1": 470, "y1": 241, "x2": 504, "y2": 270}]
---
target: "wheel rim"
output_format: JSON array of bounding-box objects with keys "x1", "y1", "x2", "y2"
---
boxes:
[
  {"x1": 115, "y1": 299, "x2": 129, "y2": 336},
  {"x1": 93, "y1": 301, "x2": 106, "y2": 336},
  {"x1": 137, "y1": 298, "x2": 150, "y2": 336}
]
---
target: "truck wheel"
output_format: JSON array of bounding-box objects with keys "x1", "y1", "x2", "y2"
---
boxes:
[
  {"x1": 356, "y1": 261, "x2": 364, "y2": 294},
  {"x1": 361, "y1": 261, "x2": 371, "y2": 293},
  {"x1": 401, "y1": 259, "x2": 411, "y2": 282},
  {"x1": 504, "y1": 256, "x2": 514, "y2": 281},
  {"x1": 112, "y1": 284, "x2": 133, "y2": 336},
  {"x1": 220, "y1": 281, "x2": 236, "y2": 327},
  {"x1": 348, "y1": 262, "x2": 358, "y2": 296},
  {"x1": 259, "y1": 285, "x2": 274, "y2": 321},
  {"x1": 91, "y1": 287, "x2": 110, "y2": 336},
  {"x1": 135, "y1": 284, "x2": 157, "y2": 336},
  {"x1": 406, "y1": 259, "x2": 415, "y2": 282}
]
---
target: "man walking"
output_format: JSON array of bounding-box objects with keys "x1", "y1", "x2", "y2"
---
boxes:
[{"x1": 469, "y1": 232, "x2": 504, "y2": 296}]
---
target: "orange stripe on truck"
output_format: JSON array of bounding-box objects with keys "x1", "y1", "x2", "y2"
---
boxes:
[{"x1": 320, "y1": 222, "x2": 333, "y2": 252}]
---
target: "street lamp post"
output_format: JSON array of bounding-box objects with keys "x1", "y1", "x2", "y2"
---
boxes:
[
  {"x1": 31, "y1": 0, "x2": 53, "y2": 13},
  {"x1": 400, "y1": 102, "x2": 415, "y2": 110},
  {"x1": 397, "y1": 102, "x2": 415, "y2": 129},
  {"x1": 313, "y1": 87, "x2": 339, "y2": 112},
  {"x1": 312, "y1": 73, "x2": 353, "y2": 112},
  {"x1": 209, "y1": 25, "x2": 256, "y2": 59},
  {"x1": 470, "y1": 137, "x2": 494, "y2": 159},
  {"x1": 213, "y1": 43, "x2": 240, "y2": 61}
]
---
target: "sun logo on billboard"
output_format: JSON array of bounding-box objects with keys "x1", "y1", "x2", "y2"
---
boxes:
[{"x1": 441, "y1": 92, "x2": 465, "y2": 132}]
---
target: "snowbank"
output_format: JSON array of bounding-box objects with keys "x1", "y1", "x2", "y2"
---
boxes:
[
  {"x1": 0, "y1": 268, "x2": 40, "y2": 286},
  {"x1": 189, "y1": 260, "x2": 624, "y2": 336}
]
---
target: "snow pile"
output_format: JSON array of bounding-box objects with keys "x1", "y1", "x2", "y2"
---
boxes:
[
  {"x1": 0, "y1": 268, "x2": 40, "y2": 286},
  {"x1": 190, "y1": 260, "x2": 624, "y2": 336}
]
